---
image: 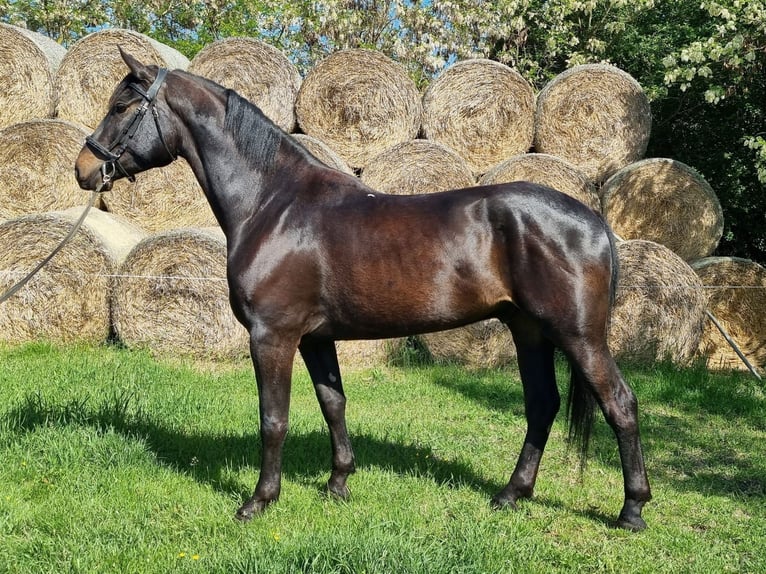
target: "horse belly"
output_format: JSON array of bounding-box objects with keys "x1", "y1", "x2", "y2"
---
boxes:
[{"x1": 324, "y1": 245, "x2": 511, "y2": 339}]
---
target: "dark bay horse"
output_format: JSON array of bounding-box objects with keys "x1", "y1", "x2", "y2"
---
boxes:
[{"x1": 75, "y1": 50, "x2": 651, "y2": 530}]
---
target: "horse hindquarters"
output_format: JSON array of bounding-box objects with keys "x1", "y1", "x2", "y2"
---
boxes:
[{"x1": 494, "y1": 193, "x2": 650, "y2": 529}]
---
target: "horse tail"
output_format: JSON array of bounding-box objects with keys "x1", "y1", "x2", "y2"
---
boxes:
[{"x1": 566, "y1": 217, "x2": 619, "y2": 466}]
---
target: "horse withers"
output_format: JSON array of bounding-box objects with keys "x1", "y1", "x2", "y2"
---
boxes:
[{"x1": 75, "y1": 50, "x2": 651, "y2": 530}]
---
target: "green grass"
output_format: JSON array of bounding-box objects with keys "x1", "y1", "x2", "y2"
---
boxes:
[{"x1": 0, "y1": 342, "x2": 764, "y2": 573}]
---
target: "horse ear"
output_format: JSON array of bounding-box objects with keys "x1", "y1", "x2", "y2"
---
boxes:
[{"x1": 119, "y1": 46, "x2": 152, "y2": 82}]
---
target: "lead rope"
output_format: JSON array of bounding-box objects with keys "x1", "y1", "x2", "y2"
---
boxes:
[{"x1": 0, "y1": 176, "x2": 107, "y2": 305}]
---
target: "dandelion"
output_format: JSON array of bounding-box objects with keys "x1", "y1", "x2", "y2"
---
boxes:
[
  {"x1": 192, "y1": 555, "x2": 200, "y2": 561},
  {"x1": 177, "y1": 552, "x2": 186, "y2": 559},
  {"x1": 271, "y1": 531, "x2": 281, "y2": 542}
]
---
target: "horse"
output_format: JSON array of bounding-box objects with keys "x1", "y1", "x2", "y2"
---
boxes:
[{"x1": 75, "y1": 49, "x2": 651, "y2": 531}]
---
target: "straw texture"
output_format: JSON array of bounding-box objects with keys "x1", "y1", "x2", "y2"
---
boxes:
[
  {"x1": 189, "y1": 37, "x2": 301, "y2": 132},
  {"x1": 420, "y1": 320, "x2": 516, "y2": 368},
  {"x1": 692, "y1": 257, "x2": 766, "y2": 371},
  {"x1": 0, "y1": 207, "x2": 145, "y2": 344},
  {"x1": 100, "y1": 158, "x2": 215, "y2": 232},
  {"x1": 291, "y1": 134, "x2": 354, "y2": 174},
  {"x1": 0, "y1": 23, "x2": 66, "y2": 129},
  {"x1": 535, "y1": 64, "x2": 651, "y2": 183},
  {"x1": 295, "y1": 49, "x2": 422, "y2": 170},
  {"x1": 479, "y1": 153, "x2": 600, "y2": 212},
  {"x1": 603, "y1": 158, "x2": 724, "y2": 261},
  {"x1": 55, "y1": 28, "x2": 188, "y2": 129},
  {"x1": 112, "y1": 227, "x2": 248, "y2": 358},
  {"x1": 422, "y1": 59, "x2": 535, "y2": 175},
  {"x1": 609, "y1": 240, "x2": 707, "y2": 365},
  {"x1": 361, "y1": 140, "x2": 474, "y2": 195},
  {"x1": 0, "y1": 119, "x2": 94, "y2": 221}
]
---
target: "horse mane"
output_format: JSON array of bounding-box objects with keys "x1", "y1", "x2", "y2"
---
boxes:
[{"x1": 223, "y1": 89, "x2": 282, "y2": 173}]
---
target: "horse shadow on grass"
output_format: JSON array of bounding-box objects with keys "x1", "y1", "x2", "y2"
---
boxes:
[{"x1": 2, "y1": 387, "x2": 507, "y2": 508}]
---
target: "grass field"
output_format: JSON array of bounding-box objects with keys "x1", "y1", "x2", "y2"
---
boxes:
[{"x1": 0, "y1": 342, "x2": 764, "y2": 573}]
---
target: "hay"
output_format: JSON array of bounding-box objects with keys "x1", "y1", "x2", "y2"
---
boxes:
[
  {"x1": 609, "y1": 240, "x2": 707, "y2": 365},
  {"x1": 479, "y1": 153, "x2": 600, "y2": 212},
  {"x1": 534, "y1": 64, "x2": 651, "y2": 183},
  {"x1": 361, "y1": 140, "x2": 474, "y2": 195},
  {"x1": 334, "y1": 339, "x2": 405, "y2": 370},
  {"x1": 291, "y1": 134, "x2": 354, "y2": 174},
  {"x1": 55, "y1": 28, "x2": 189, "y2": 129},
  {"x1": 188, "y1": 37, "x2": 301, "y2": 132},
  {"x1": 0, "y1": 23, "x2": 66, "y2": 129},
  {"x1": 0, "y1": 207, "x2": 145, "y2": 344},
  {"x1": 602, "y1": 158, "x2": 723, "y2": 261},
  {"x1": 420, "y1": 320, "x2": 516, "y2": 369},
  {"x1": 295, "y1": 49, "x2": 422, "y2": 170},
  {"x1": 692, "y1": 257, "x2": 766, "y2": 371},
  {"x1": 422, "y1": 59, "x2": 535, "y2": 176},
  {"x1": 112, "y1": 227, "x2": 249, "y2": 358},
  {"x1": 0, "y1": 119, "x2": 94, "y2": 221},
  {"x1": 100, "y1": 158, "x2": 216, "y2": 232}
]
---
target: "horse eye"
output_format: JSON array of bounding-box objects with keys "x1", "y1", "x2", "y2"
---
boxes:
[{"x1": 114, "y1": 103, "x2": 128, "y2": 114}]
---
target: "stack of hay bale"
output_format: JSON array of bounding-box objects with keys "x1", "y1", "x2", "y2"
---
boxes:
[{"x1": 1, "y1": 23, "x2": 762, "y2": 371}]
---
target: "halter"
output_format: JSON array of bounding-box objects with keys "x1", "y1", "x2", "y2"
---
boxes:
[{"x1": 85, "y1": 68, "x2": 176, "y2": 182}]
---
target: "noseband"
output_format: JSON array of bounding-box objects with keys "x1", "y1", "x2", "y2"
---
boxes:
[{"x1": 85, "y1": 68, "x2": 176, "y2": 182}]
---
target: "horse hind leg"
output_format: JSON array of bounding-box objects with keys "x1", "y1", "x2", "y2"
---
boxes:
[
  {"x1": 492, "y1": 317, "x2": 560, "y2": 510},
  {"x1": 563, "y1": 339, "x2": 652, "y2": 531},
  {"x1": 299, "y1": 338, "x2": 356, "y2": 500}
]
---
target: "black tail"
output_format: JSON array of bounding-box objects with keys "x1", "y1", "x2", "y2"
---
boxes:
[{"x1": 566, "y1": 220, "x2": 620, "y2": 464}]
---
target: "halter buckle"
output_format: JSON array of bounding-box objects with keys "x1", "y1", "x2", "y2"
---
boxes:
[{"x1": 101, "y1": 161, "x2": 116, "y2": 184}]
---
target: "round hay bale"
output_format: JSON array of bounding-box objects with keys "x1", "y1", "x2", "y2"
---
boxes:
[
  {"x1": 422, "y1": 59, "x2": 535, "y2": 176},
  {"x1": 295, "y1": 49, "x2": 422, "y2": 170},
  {"x1": 420, "y1": 319, "x2": 516, "y2": 368},
  {"x1": 479, "y1": 153, "x2": 600, "y2": 212},
  {"x1": 112, "y1": 227, "x2": 249, "y2": 358},
  {"x1": 692, "y1": 257, "x2": 766, "y2": 371},
  {"x1": 0, "y1": 119, "x2": 94, "y2": 221},
  {"x1": 100, "y1": 158, "x2": 216, "y2": 232},
  {"x1": 291, "y1": 134, "x2": 354, "y2": 174},
  {"x1": 55, "y1": 28, "x2": 189, "y2": 129},
  {"x1": 0, "y1": 23, "x2": 66, "y2": 129},
  {"x1": 609, "y1": 240, "x2": 707, "y2": 365},
  {"x1": 0, "y1": 207, "x2": 145, "y2": 344},
  {"x1": 188, "y1": 37, "x2": 301, "y2": 132},
  {"x1": 534, "y1": 64, "x2": 651, "y2": 183},
  {"x1": 602, "y1": 158, "x2": 723, "y2": 261},
  {"x1": 361, "y1": 140, "x2": 474, "y2": 195},
  {"x1": 334, "y1": 339, "x2": 405, "y2": 370}
]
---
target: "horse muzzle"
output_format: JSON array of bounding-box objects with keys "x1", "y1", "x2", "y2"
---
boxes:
[{"x1": 74, "y1": 146, "x2": 114, "y2": 191}]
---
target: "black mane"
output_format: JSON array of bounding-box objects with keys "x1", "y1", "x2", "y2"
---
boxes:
[{"x1": 223, "y1": 89, "x2": 282, "y2": 173}]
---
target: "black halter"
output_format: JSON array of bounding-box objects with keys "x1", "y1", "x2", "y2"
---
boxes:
[{"x1": 85, "y1": 68, "x2": 176, "y2": 183}]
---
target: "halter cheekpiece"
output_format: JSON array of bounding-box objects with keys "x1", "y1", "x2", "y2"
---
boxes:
[{"x1": 85, "y1": 67, "x2": 175, "y2": 183}]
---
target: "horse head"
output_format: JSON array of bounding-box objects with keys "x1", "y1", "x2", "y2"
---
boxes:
[{"x1": 75, "y1": 48, "x2": 178, "y2": 191}]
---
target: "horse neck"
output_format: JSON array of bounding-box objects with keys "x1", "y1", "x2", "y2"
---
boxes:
[{"x1": 170, "y1": 78, "x2": 293, "y2": 237}]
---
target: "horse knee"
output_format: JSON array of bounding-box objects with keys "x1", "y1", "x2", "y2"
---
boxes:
[{"x1": 261, "y1": 417, "x2": 289, "y2": 446}]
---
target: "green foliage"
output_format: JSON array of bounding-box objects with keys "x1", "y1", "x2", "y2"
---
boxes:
[{"x1": 1, "y1": 0, "x2": 765, "y2": 260}]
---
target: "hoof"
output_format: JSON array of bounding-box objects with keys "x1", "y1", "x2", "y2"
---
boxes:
[
  {"x1": 325, "y1": 482, "x2": 351, "y2": 502},
  {"x1": 235, "y1": 498, "x2": 272, "y2": 522},
  {"x1": 490, "y1": 495, "x2": 519, "y2": 511},
  {"x1": 616, "y1": 499, "x2": 648, "y2": 531},
  {"x1": 615, "y1": 514, "x2": 647, "y2": 532}
]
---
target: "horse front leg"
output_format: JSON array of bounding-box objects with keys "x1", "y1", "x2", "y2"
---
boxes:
[
  {"x1": 299, "y1": 338, "x2": 355, "y2": 500},
  {"x1": 236, "y1": 334, "x2": 296, "y2": 521}
]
